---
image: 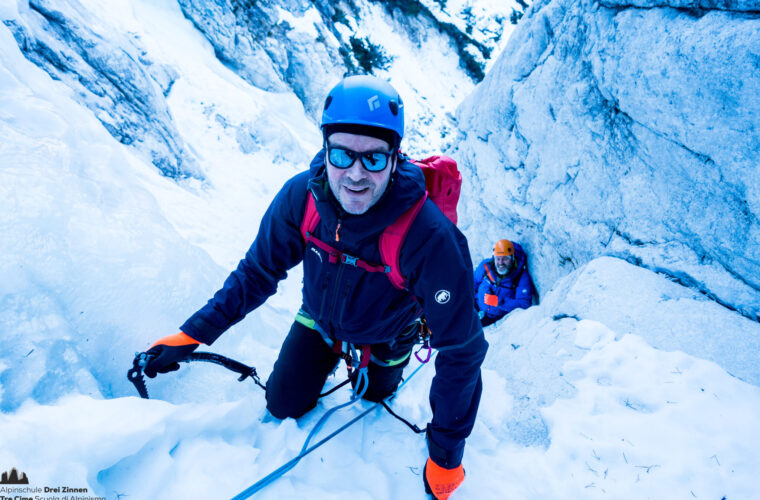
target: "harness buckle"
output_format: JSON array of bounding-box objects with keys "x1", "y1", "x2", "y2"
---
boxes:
[{"x1": 342, "y1": 254, "x2": 358, "y2": 266}]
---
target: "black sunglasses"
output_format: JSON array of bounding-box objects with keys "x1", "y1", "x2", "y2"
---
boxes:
[{"x1": 326, "y1": 145, "x2": 393, "y2": 172}]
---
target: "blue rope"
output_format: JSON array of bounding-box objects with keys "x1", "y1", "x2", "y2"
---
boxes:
[
  {"x1": 353, "y1": 367, "x2": 369, "y2": 399},
  {"x1": 230, "y1": 358, "x2": 431, "y2": 499}
]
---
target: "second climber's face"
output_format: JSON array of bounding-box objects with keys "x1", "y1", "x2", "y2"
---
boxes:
[
  {"x1": 494, "y1": 255, "x2": 513, "y2": 275},
  {"x1": 325, "y1": 132, "x2": 395, "y2": 215}
]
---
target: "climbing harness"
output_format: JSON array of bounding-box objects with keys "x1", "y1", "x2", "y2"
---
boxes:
[{"x1": 333, "y1": 340, "x2": 371, "y2": 400}]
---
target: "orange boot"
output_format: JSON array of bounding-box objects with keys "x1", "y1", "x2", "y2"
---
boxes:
[{"x1": 423, "y1": 457, "x2": 465, "y2": 499}]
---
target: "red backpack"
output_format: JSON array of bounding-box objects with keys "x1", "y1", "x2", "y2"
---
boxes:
[{"x1": 300, "y1": 155, "x2": 462, "y2": 290}]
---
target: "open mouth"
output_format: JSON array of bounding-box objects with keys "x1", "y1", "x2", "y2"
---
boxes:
[{"x1": 344, "y1": 185, "x2": 369, "y2": 195}]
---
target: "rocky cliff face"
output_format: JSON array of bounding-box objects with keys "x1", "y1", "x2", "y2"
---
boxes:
[
  {"x1": 168, "y1": 0, "x2": 510, "y2": 151},
  {"x1": 4, "y1": 0, "x2": 198, "y2": 178},
  {"x1": 454, "y1": 0, "x2": 760, "y2": 319},
  {"x1": 4, "y1": 0, "x2": 512, "y2": 178}
]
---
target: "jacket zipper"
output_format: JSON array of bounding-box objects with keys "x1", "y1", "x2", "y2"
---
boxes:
[
  {"x1": 328, "y1": 262, "x2": 346, "y2": 327},
  {"x1": 318, "y1": 275, "x2": 329, "y2": 320},
  {"x1": 337, "y1": 281, "x2": 351, "y2": 330},
  {"x1": 326, "y1": 217, "x2": 345, "y2": 325}
]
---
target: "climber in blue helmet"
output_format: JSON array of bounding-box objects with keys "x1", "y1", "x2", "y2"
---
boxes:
[{"x1": 140, "y1": 75, "x2": 487, "y2": 499}]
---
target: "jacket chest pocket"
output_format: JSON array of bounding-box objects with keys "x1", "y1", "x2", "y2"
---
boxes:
[{"x1": 498, "y1": 284, "x2": 517, "y2": 300}]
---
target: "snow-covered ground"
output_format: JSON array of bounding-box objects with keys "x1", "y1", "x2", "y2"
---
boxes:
[
  {"x1": 2, "y1": 258, "x2": 758, "y2": 499},
  {"x1": 1, "y1": 0, "x2": 759, "y2": 499}
]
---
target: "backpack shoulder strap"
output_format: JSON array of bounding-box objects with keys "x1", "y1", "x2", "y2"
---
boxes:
[
  {"x1": 379, "y1": 193, "x2": 428, "y2": 290},
  {"x1": 484, "y1": 262, "x2": 497, "y2": 284},
  {"x1": 300, "y1": 191, "x2": 320, "y2": 242}
]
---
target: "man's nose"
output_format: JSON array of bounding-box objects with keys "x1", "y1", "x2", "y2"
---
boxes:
[{"x1": 345, "y1": 158, "x2": 366, "y2": 178}]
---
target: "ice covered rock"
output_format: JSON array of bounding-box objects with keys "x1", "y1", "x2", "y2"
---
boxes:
[
  {"x1": 3, "y1": 0, "x2": 511, "y2": 173},
  {"x1": 3, "y1": 0, "x2": 199, "y2": 179},
  {"x1": 0, "y1": 23, "x2": 229, "y2": 410},
  {"x1": 175, "y1": 0, "x2": 505, "y2": 154},
  {"x1": 600, "y1": 0, "x2": 760, "y2": 10},
  {"x1": 454, "y1": 0, "x2": 760, "y2": 319},
  {"x1": 175, "y1": 0, "x2": 340, "y2": 117}
]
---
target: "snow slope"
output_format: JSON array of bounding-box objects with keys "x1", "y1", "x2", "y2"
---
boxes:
[{"x1": 2, "y1": 259, "x2": 758, "y2": 499}]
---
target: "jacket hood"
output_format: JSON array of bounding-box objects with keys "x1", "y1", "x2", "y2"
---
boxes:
[{"x1": 306, "y1": 149, "x2": 426, "y2": 241}]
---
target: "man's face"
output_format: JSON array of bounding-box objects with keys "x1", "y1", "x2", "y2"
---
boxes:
[
  {"x1": 494, "y1": 254, "x2": 513, "y2": 275},
  {"x1": 325, "y1": 132, "x2": 395, "y2": 215}
]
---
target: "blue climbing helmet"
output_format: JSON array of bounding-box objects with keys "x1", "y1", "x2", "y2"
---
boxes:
[{"x1": 321, "y1": 75, "x2": 404, "y2": 145}]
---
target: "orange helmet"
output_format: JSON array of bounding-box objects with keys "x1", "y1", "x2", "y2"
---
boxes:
[{"x1": 494, "y1": 239, "x2": 515, "y2": 257}]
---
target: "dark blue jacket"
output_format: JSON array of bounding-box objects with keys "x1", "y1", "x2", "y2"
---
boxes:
[
  {"x1": 181, "y1": 150, "x2": 487, "y2": 468},
  {"x1": 474, "y1": 243, "x2": 534, "y2": 321}
]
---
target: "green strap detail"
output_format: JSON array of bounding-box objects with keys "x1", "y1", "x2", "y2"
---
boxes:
[
  {"x1": 381, "y1": 350, "x2": 412, "y2": 367},
  {"x1": 295, "y1": 309, "x2": 316, "y2": 330},
  {"x1": 296, "y1": 309, "x2": 412, "y2": 366}
]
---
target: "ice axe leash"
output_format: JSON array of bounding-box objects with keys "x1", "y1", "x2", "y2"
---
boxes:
[{"x1": 127, "y1": 351, "x2": 266, "y2": 399}]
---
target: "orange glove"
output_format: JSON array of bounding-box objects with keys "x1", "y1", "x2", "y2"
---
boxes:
[
  {"x1": 484, "y1": 293, "x2": 499, "y2": 307},
  {"x1": 423, "y1": 457, "x2": 465, "y2": 499},
  {"x1": 143, "y1": 332, "x2": 200, "y2": 378}
]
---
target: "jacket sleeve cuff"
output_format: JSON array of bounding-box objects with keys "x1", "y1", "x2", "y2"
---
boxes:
[
  {"x1": 426, "y1": 425, "x2": 465, "y2": 469},
  {"x1": 180, "y1": 314, "x2": 226, "y2": 345}
]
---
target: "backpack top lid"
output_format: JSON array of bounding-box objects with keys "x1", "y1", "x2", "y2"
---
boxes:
[{"x1": 411, "y1": 155, "x2": 461, "y2": 225}]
